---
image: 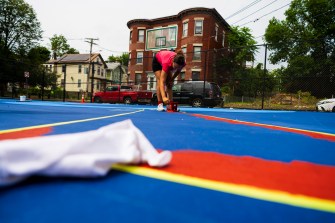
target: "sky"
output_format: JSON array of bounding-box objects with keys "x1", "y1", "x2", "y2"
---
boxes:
[{"x1": 25, "y1": 0, "x2": 292, "y2": 63}]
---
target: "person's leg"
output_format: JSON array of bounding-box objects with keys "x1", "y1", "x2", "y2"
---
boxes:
[
  {"x1": 154, "y1": 70, "x2": 162, "y2": 102},
  {"x1": 166, "y1": 74, "x2": 173, "y2": 101},
  {"x1": 154, "y1": 70, "x2": 164, "y2": 111}
]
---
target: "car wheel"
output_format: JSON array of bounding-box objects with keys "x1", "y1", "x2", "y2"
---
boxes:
[
  {"x1": 94, "y1": 96, "x2": 102, "y2": 103},
  {"x1": 192, "y1": 98, "x2": 203, "y2": 107},
  {"x1": 123, "y1": 97, "x2": 132, "y2": 104},
  {"x1": 151, "y1": 97, "x2": 158, "y2": 105}
]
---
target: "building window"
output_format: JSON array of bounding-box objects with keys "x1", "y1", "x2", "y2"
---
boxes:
[
  {"x1": 215, "y1": 25, "x2": 218, "y2": 41},
  {"x1": 61, "y1": 79, "x2": 64, "y2": 87},
  {"x1": 129, "y1": 52, "x2": 131, "y2": 65},
  {"x1": 137, "y1": 51, "x2": 143, "y2": 64},
  {"x1": 183, "y1": 22, "x2": 188, "y2": 37},
  {"x1": 180, "y1": 72, "x2": 185, "y2": 80},
  {"x1": 129, "y1": 31, "x2": 132, "y2": 43},
  {"x1": 192, "y1": 71, "x2": 200, "y2": 81},
  {"x1": 182, "y1": 47, "x2": 187, "y2": 61},
  {"x1": 193, "y1": 46, "x2": 201, "y2": 61},
  {"x1": 78, "y1": 79, "x2": 81, "y2": 88},
  {"x1": 222, "y1": 30, "x2": 226, "y2": 47},
  {"x1": 149, "y1": 77, "x2": 154, "y2": 89},
  {"x1": 78, "y1": 64, "x2": 82, "y2": 73},
  {"x1": 85, "y1": 67, "x2": 89, "y2": 74},
  {"x1": 135, "y1": 73, "x2": 141, "y2": 85},
  {"x1": 97, "y1": 80, "x2": 100, "y2": 90},
  {"x1": 98, "y1": 67, "x2": 101, "y2": 76},
  {"x1": 138, "y1": 29, "x2": 144, "y2": 42},
  {"x1": 195, "y1": 20, "x2": 203, "y2": 35}
]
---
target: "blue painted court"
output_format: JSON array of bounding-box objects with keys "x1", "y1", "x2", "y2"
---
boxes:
[{"x1": 0, "y1": 99, "x2": 334, "y2": 223}]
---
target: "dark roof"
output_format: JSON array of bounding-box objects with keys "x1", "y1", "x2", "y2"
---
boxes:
[
  {"x1": 127, "y1": 7, "x2": 230, "y2": 30},
  {"x1": 58, "y1": 54, "x2": 92, "y2": 63},
  {"x1": 47, "y1": 53, "x2": 107, "y2": 68}
]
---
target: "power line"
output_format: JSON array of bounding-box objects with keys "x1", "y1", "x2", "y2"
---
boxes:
[
  {"x1": 225, "y1": 0, "x2": 263, "y2": 20},
  {"x1": 239, "y1": 3, "x2": 291, "y2": 27},
  {"x1": 96, "y1": 45, "x2": 128, "y2": 55},
  {"x1": 232, "y1": 0, "x2": 279, "y2": 25}
]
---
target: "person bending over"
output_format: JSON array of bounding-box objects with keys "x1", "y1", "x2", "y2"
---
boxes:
[{"x1": 152, "y1": 50, "x2": 186, "y2": 111}]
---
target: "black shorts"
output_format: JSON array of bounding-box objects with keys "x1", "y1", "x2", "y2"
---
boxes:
[{"x1": 152, "y1": 55, "x2": 162, "y2": 72}]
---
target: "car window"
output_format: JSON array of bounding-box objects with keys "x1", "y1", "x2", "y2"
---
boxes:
[
  {"x1": 210, "y1": 83, "x2": 221, "y2": 94},
  {"x1": 173, "y1": 84, "x2": 181, "y2": 92},
  {"x1": 106, "y1": 86, "x2": 112, "y2": 91},
  {"x1": 181, "y1": 83, "x2": 192, "y2": 91},
  {"x1": 194, "y1": 82, "x2": 209, "y2": 90},
  {"x1": 111, "y1": 86, "x2": 118, "y2": 91},
  {"x1": 121, "y1": 86, "x2": 132, "y2": 90}
]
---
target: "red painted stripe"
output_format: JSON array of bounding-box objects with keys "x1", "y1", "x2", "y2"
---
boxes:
[
  {"x1": 160, "y1": 150, "x2": 335, "y2": 200},
  {"x1": 192, "y1": 114, "x2": 335, "y2": 142},
  {"x1": 0, "y1": 127, "x2": 53, "y2": 140}
]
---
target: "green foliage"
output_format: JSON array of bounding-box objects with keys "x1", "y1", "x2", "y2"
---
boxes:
[
  {"x1": 228, "y1": 26, "x2": 258, "y2": 63},
  {"x1": 0, "y1": 0, "x2": 43, "y2": 96},
  {"x1": 28, "y1": 46, "x2": 51, "y2": 63},
  {"x1": 108, "y1": 52, "x2": 129, "y2": 65},
  {"x1": 220, "y1": 26, "x2": 261, "y2": 97},
  {"x1": 50, "y1": 34, "x2": 79, "y2": 59},
  {"x1": 264, "y1": 0, "x2": 335, "y2": 97},
  {"x1": 0, "y1": 0, "x2": 42, "y2": 54}
]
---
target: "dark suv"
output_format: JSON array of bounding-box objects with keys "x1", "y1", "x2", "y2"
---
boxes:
[{"x1": 152, "y1": 81, "x2": 223, "y2": 107}]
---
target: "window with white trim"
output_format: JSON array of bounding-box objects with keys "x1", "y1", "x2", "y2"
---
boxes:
[
  {"x1": 180, "y1": 72, "x2": 185, "y2": 80},
  {"x1": 129, "y1": 52, "x2": 131, "y2": 65},
  {"x1": 138, "y1": 30, "x2": 144, "y2": 42},
  {"x1": 136, "y1": 51, "x2": 143, "y2": 64},
  {"x1": 129, "y1": 31, "x2": 132, "y2": 43},
  {"x1": 192, "y1": 71, "x2": 200, "y2": 81},
  {"x1": 194, "y1": 20, "x2": 203, "y2": 35},
  {"x1": 135, "y1": 73, "x2": 141, "y2": 85},
  {"x1": 182, "y1": 47, "x2": 187, "y2": 61},
  {"x1": 193, "y1": 46, "x2": 201, "y2": 61},
  {"x1": 183, "y1": 22, "x2": 188, "y2": 37},
  {"x1": 222, "y1": 30, "x2": 226, "y2": 47}
]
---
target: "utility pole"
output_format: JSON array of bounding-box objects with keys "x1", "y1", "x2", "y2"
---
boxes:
[
  {"x1": 62, "y1": 64, "x2": 66, "y2": 102},
  {"x1": 261, "y1": 44, "x2": 268, "y2": 110},
  {"x1": 85, "y1": 38, "x2": 99, "y2": 102}
]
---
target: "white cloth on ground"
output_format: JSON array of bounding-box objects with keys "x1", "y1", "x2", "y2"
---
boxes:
[{"x1": 0, "y1": 119, "x2": 172, "y2": 186}]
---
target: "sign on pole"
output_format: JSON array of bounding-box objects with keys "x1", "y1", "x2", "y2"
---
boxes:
[{"x1": 24, "y1": 72, "x2": 30, "y2": 78}]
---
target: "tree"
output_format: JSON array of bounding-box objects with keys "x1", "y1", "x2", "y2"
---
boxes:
[
  {"x1": 220, "y1": 26, "x2": 259, "y2": 96},
  {"x1": 264, "y1": 0, "x2": 335, "y2": 97},
  {"x1": 50, "y1": 34, "x2": 78, "y2": 59},
  {"x1": 0, "y1": 0, "x2": 42, "y2": 54},
  {"x1": 108, "y1": 52, "x2": 129, "y2": 65},
  {"x1": 0, "y1": 0, "x2": 42, "y2": 96},
  {"x1": 27, "y1": 46, "x2": 58, "y2": 88}
]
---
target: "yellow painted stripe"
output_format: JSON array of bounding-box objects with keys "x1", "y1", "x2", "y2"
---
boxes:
[
  {"x1": 196, "y1": 114, "x2": 335, "y2": 137},
  {"x1": 113, "y1": 164, "x2": 335, "y2": 213},
  {"x1": 0, "y1": 109, "x2": 144, "y2": 134}
]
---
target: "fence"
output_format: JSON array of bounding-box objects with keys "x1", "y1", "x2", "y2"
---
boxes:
[{"x1": 1, "y1": 44, "x2": 334, "y2": 110}]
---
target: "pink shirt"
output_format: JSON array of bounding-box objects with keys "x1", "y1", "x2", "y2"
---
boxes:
[{"x1": 156, "y1": 51, "x2": 185, "y2": 73}]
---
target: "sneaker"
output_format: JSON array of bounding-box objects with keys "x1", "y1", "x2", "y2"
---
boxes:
[{"x1": 157, "y1": 103, "x2": 165, "y2": 111}]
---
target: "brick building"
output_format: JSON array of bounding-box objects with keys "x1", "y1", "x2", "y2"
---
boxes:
[{"x1": 127, "y1": 7, "x2": 231, "y2": 90}]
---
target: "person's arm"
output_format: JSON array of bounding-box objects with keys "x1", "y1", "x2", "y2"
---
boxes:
[
  {"x1": 172, "y1": 70, "x2": 180, "y2": 80},
  {"x1": 172, "y1": 65, "x2": 185, "y2": 80},
  {"x1": 160, "y1": 70, "x2": 169, "y2": 104}
]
